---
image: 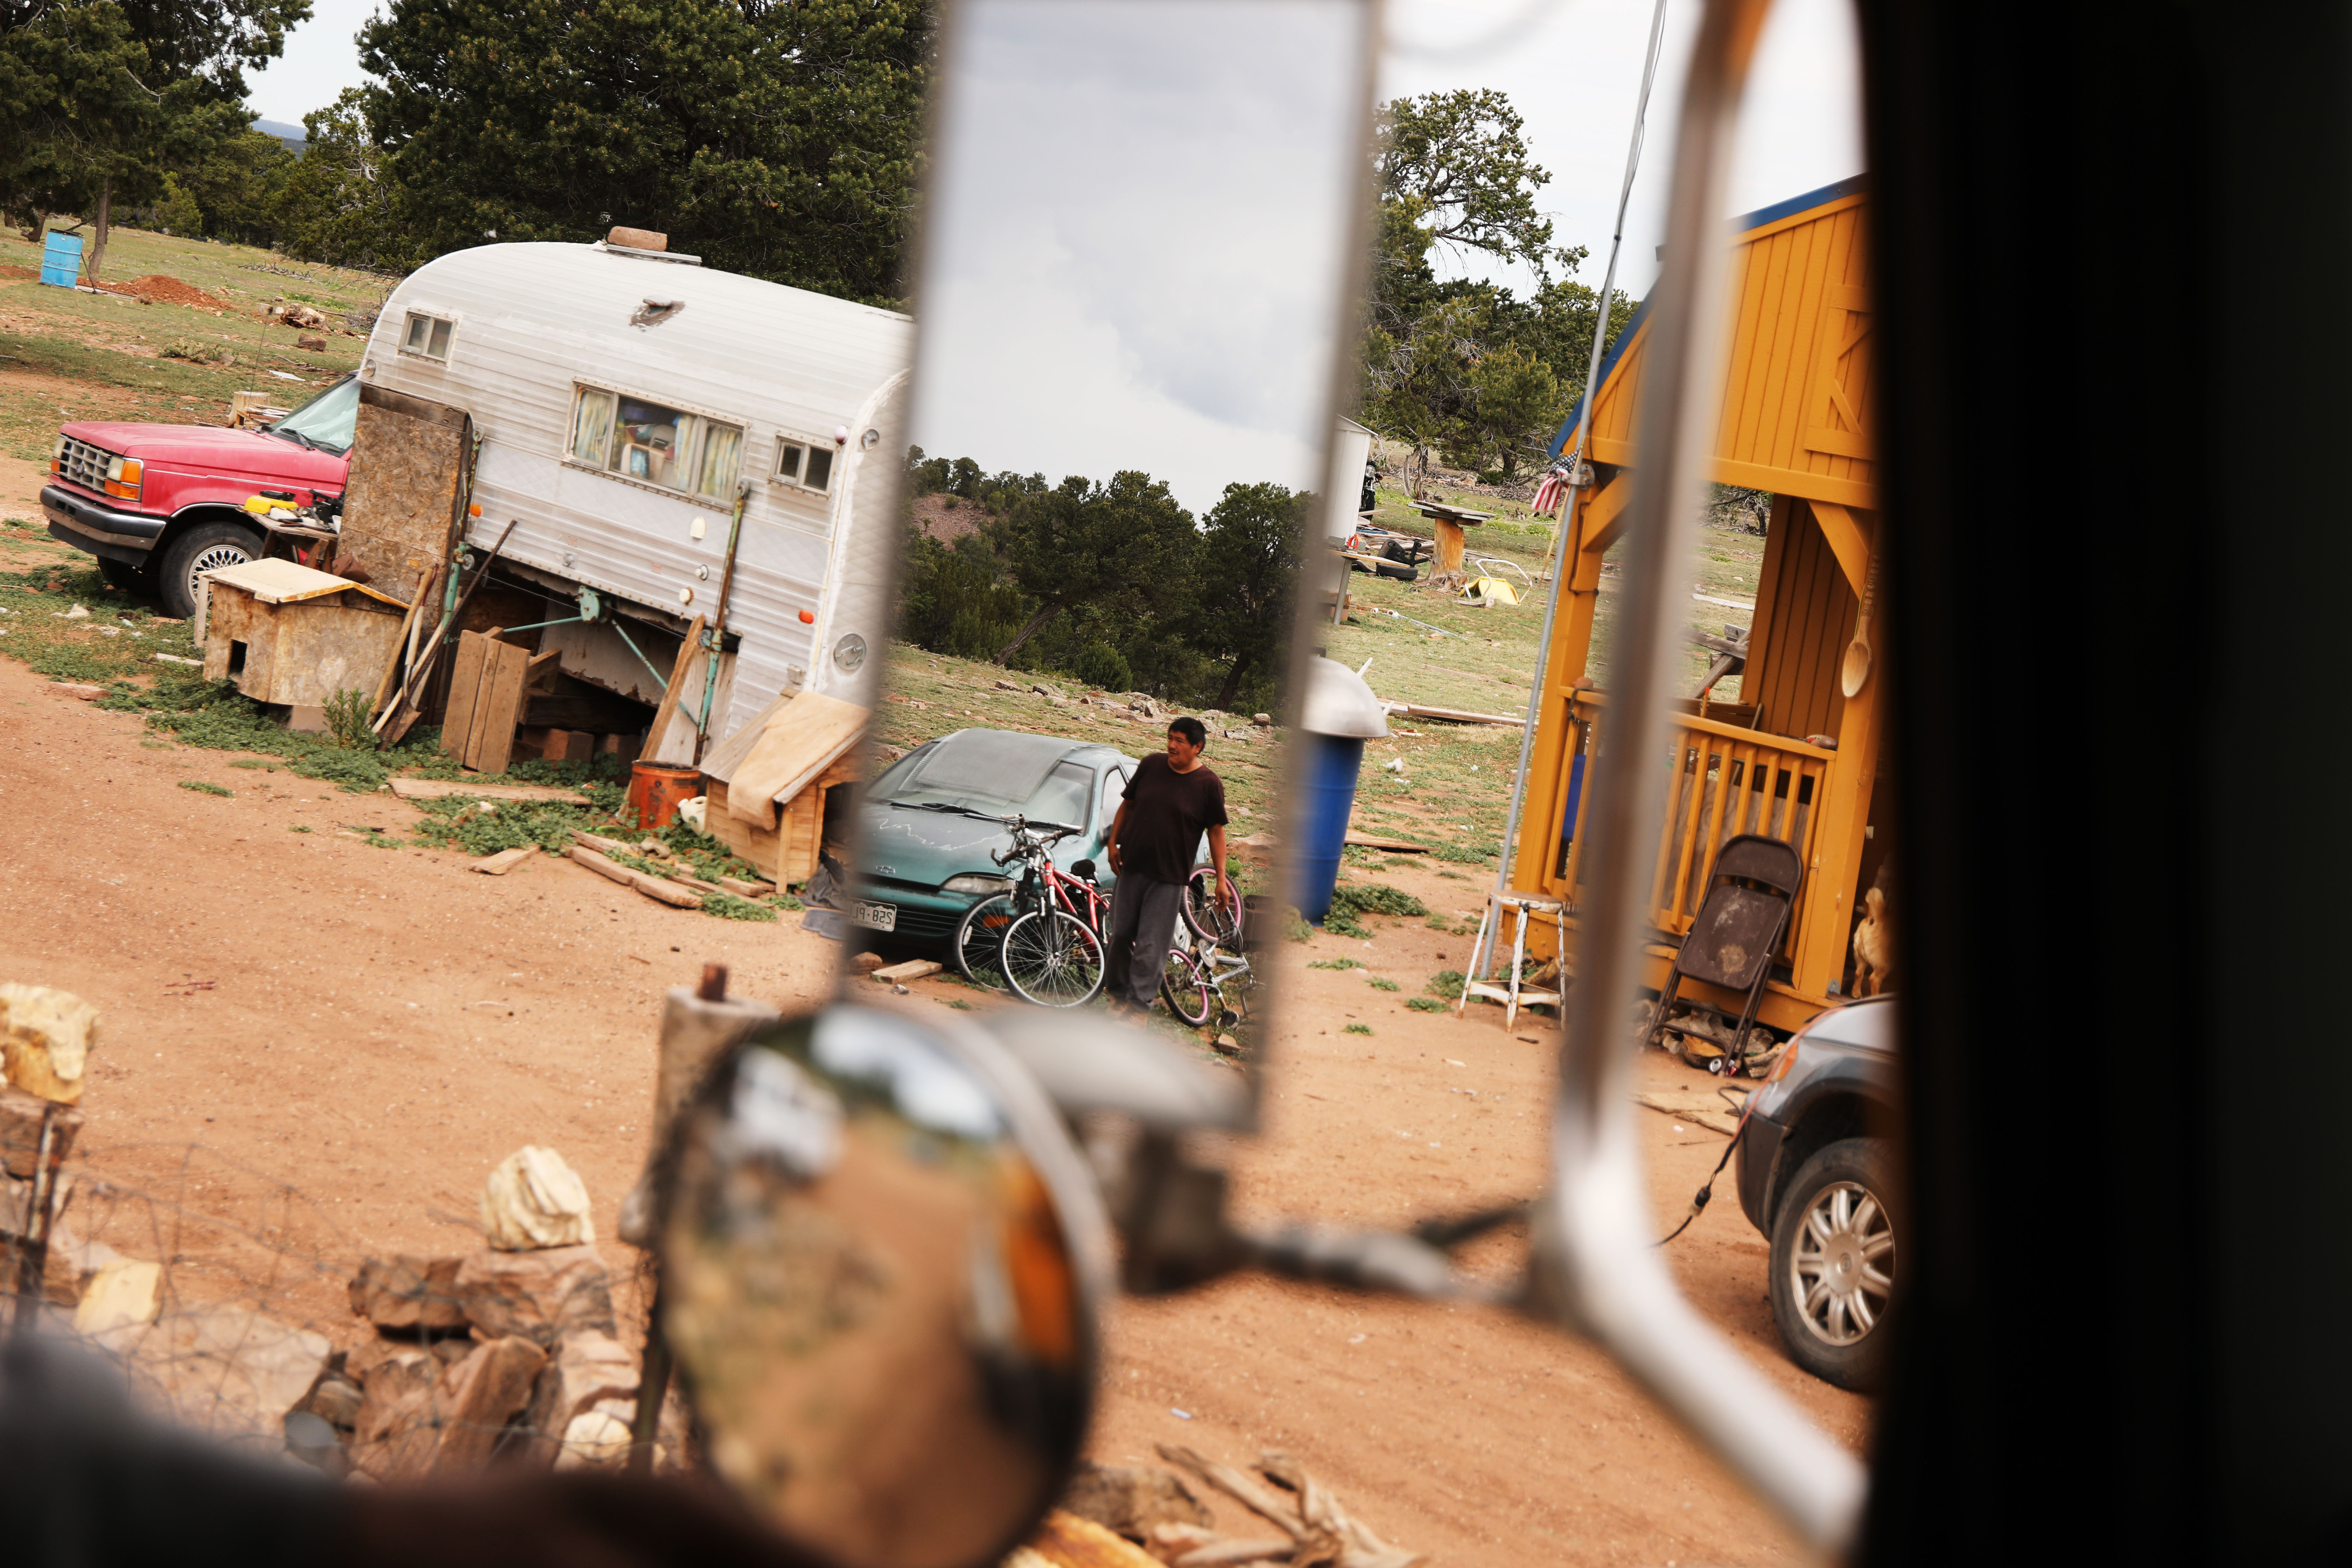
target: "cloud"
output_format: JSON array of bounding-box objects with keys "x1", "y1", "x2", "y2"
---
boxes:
[{"x1": 908, "y1": 0, "x2": 1370, "y2": 511}]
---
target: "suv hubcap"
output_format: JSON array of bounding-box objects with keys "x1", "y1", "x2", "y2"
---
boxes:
[{"x1": 1790, "y1": 1180, "x2": 1894, "y2": 1346}]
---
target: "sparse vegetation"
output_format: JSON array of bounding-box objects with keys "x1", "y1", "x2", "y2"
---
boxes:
[{"x1": 177, "y1": 779, "x2": 231, "y2": 796}]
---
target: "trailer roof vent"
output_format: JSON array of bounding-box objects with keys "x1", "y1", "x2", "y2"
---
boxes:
[{"x1": 599, "y1": 226, "x2": 702, "y2": 266}]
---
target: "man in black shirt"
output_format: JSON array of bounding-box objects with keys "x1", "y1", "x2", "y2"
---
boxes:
[{"x1": 1104, "y1": 716, "x2": 1230, "y2": 1015}]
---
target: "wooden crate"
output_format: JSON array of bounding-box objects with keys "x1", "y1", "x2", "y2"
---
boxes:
[{"x1": 441, "y1": 630, "x2": 534, "y2": 774}]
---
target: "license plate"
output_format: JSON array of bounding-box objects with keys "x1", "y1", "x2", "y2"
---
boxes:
[{"x1": 851, "y1": 900, "x2": 897, "y2": 932}]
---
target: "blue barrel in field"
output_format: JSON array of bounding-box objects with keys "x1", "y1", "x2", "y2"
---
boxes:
[
  {"x1": 1294, "y1": 657, "x2": 1390, "y2": 924},
  {"x1": 39, "y1": 231, "x2": 82, "y2": 288}
]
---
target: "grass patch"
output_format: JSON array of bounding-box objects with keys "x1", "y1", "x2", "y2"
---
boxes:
[
  {"x1": 288, "y1": 824, "x2": 311, "y2": 832},
  {"x1": 177, "y1": 779, "x2": 232, "y2": 797},
  {"x1": 1308, "y1": 957, "x2": 1363, "y2": 971},
  {"x1": 1405, "y1": 996, "x2": 1448, "y2": 1013},
  {"x1": 1426, "y1": 969, "x2": 1466, "y2": 1000},
  {"x1": 1344, "y1": 1023, "x2": 1373, "y2": 1035},
  {"x1": 699, "y1": 891, "x2": 777, "y2": 923},
  {"x1": 1367, "y1": 976, "x2": 1401, "y2": 992},
  {"x1": 1324, "y1": 883, "x2": 1429, "y2": 939}
]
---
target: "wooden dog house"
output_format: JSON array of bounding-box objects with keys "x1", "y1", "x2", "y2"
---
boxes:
[
  {"x1": 699, "y1": 689, "x2": 869, "y2": 888},
  {"x1": 1515, "y1": 176, "x2": 1889, "y2": 1036}
]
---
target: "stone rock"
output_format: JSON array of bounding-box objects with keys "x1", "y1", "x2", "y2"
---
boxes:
[
  {"x1": 93, "y1": 1306, "x2": 332, "y2": 1450},
  {"x1": 72, "y1": 1258, "x2": 160, "y2": 1334},
  {"x1": 303, "y1": 1373, "x2": 365, "y2": 1430},
  {"x1": 513, "y1": 1329, "x2": 639, "y2": 1468},
  {"x1": 0, "y1": 984, "x2": 98, "y2": 1105},
  {"x1": 433, "y1": 1335, "x2": 548, "y2": 1472},
  {"x1": 480, "y1": 1145, "x2": 595, "y2": 1251},
  {"x1": 295, "y1": 333, "x2": 328, "y2": 351},
  {"x1": 1, "y1": 1083, "x2": 82, "y2": 1178},
  {"x1": 1059, "y1": 1462, "x2": 1213, "y2": 1541},
  {"x1": 852, "y1": 952, "x2": 886, "y2": 973},
  {"x1": 348, "y1": 1253, "x2": 468, "y2": 1332},
  {"x1": 1253, "y1": 713, "x2": 1273, "y2": 726},
  {"x1": 554, "y1": 1405, "x2": 634, "y2": 1470},
  {"x1": 350, "y1": 1344, "x2": 442, "y2": 1480},
  {"x1": 454, "y1": 1244, "x2": 617, "y2": 1346},
  {"x1": 994, "y1": 679, "x2": 1022, "y2": 692}
]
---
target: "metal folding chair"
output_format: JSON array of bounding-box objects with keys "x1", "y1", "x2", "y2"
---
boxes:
[{"x1": 1642, "y1": 834, "x2": 1804, "y2": 1062}]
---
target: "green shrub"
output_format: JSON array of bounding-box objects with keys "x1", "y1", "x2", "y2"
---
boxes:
[
  {"x1": 700, "y1": 892, "x2": 777, "y2": 922},
  {"x1": 323, "y1": 686, "x2": 374, "y2": 749},
  {"x1": 1324, "y1": 883, "x2": 1429, "y2": 938},
  {"x1": 1405, "y1": 996, "x2": 1447, "y2": 1012},
  {"x1": 1367, "y1": 977, "x2": 1401, "y2": 992},
  {"x1": 178, "y1": 780, "x2": 232, "y2": 797},
  {"x1": 1426, "y1": 969, "x2": 1466, "y2": 1000},
  {"x1": 1073, "y1": 643, "x2": 1133, "y2": 692},
  {"x1": 1308, "y1": 957, "x2": 1363, "y2": 971},
  {"x1": 1344, "y1": 1023, "x2": 1373, "y2": 1035}
]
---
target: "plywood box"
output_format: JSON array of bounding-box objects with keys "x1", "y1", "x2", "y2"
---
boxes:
[{"x1": 201, "y1": 559, "x2": 411, "y2": 708}]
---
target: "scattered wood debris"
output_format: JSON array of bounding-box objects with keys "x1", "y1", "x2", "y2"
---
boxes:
[
  {"x1": 567, "y1": 846, "x2": 701, "y2": 908},
  {"x1": 872, "y1": 959, "x2": 942, "y2": 984},
  {"x1": 388, "y1": 778, "x2": 591, "y2": 805},
  {"x1": 1152, "y1": 1446, "x2": 1422, "y2": 1568},
  {"x1": 471, "y1": 847, "x2": 534, "y2": 875}
]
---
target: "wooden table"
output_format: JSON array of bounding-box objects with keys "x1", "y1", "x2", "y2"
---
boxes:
[{"x1": 1412, "y1": 500, "x2": 1492, "y2": 578}]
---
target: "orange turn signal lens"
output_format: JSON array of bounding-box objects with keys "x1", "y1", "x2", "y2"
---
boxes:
[
  {"x1": 103, "y1": 456, "x2": 142, "y2": 501},
  {"x1": 798, "y1": 609, "x2": 815, "y2": 624}
]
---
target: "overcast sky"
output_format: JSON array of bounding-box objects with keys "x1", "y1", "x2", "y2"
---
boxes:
[{"x1": 246, "y1": 0, "x2": 1865, "y2": 509}]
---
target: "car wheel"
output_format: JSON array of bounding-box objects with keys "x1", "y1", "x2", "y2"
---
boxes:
[
  {"x1": 158, "y1": 521, "x2": 262, "y2": 620},
  {"x1": 99, "y1": 556, "x2": 156, "y2": 597},
  {"x1": 1768, "y1": 1136, "x2": 1899, "y2": 1392}
]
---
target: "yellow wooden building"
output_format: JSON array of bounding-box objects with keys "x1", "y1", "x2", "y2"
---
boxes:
[{"x1": 1514, "y1": 176, "x2": 1886, "y2": 1036}]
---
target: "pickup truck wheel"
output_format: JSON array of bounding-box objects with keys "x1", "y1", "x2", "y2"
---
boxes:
[
  {"x1": 158, "y1": 522, "x2": 262, "y2": 620},
  {"x1": 1767, "y1": 1136, "x2": 1899, "y2": 1392}
]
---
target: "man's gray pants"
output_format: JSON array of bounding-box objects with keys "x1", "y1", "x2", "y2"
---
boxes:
[{"x1": 1104, "y1": 875, "x2": 1186, "y2": 1009}]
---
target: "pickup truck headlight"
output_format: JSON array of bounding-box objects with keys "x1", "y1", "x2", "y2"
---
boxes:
[
  {"x1": 50, "y1": 433, "x2": 64, "y2": 475},
  {"x1": 103, "y1": 455, "x2": 142, "y2": 502},
  {"x1": 943, "y1": 874, "x2": 1015, "y2": 895}
]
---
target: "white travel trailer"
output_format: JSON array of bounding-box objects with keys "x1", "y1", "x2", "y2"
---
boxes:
[{"x1": 357, "y1": 237, "x2": 912, "y2": 755}]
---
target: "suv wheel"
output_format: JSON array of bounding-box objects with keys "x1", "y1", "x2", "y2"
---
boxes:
[
  {"x1": 159, "y1": 521, "x2": 262, "y2": 620},
  {"x1": 1768, "y1": 1136, "x2": 1898, "y2": 1391}
]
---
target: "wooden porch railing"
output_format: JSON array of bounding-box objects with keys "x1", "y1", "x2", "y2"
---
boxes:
[{"x1": 1554, "y1": 693, "x2": 1837, "y2": 964}]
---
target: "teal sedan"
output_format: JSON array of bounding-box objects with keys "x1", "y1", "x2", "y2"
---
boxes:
[{"x1": 851, "y1": 729, "x2": 1139, "y2": 949}]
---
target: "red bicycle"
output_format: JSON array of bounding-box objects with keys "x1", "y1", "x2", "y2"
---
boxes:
[{"x1": 952, "y1": 817, "x2": 1108, "y2": 1006}]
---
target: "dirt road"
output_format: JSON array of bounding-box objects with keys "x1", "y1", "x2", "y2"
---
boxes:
[{"x1": 2, "y1": 642, "x2": 1864, "y2": 1566}]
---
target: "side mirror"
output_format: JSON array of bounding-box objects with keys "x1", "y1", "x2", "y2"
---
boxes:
[{"x1": 654, "y1": 1006, "x2": 1111, "y2": 1568}]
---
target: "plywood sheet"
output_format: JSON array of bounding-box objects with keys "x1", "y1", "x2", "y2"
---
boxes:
[
  {"x1": 442, "y1": 632, "x2": 490, "y2": 761},
  {"x1": 340, "y1": 384, "x2": 468, "y2": 588},
  {"x1": 725, "y1": 692, "x2": 869, "y2": 831},
  {"x1": 472, "y1": 640, "x2": 532, "y2": 775}
]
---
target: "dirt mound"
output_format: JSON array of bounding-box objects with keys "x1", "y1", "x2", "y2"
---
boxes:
[
  {"x1": 96, "y1": 274, "x2": 239, "y2": 312},
  {"x1": 0, "y1": 264, "x2": 37, "y2": 282}
]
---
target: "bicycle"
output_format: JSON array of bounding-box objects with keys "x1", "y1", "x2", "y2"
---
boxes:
[
  {"x1": 1159, "y1": 904, "x2": 1256, "y2": 1029},
  {"x1": 951, "y1": 817, "x2": 1109, "y2": 1007}
]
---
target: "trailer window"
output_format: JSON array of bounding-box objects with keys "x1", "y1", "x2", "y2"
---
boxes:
[
  {"x1": 567, "y1": 386, "x2": 744, "y2": 499},
  {"x1": 774, "y1": 439, "x2": 835, "y2": 495},
  {"x1": 400, "y1": 312, "x2": 453, "y2": 361}
]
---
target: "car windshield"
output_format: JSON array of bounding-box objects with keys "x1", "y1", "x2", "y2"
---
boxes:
[
  {"x1": 269, "y1": 375, "x2": 359, "y2": 455},
  {"x1": 875, "y1": 748, "x2": 1096, "y2": 828}
]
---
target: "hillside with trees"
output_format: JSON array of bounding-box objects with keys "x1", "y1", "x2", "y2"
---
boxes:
[{"x1": 894, "y1": 450, "x2": 1303, "y2": 714}]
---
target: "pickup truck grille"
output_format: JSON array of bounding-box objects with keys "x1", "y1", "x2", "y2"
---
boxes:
[{"x1": 55, "y1": 435, "x2": 116, "y2": 493}]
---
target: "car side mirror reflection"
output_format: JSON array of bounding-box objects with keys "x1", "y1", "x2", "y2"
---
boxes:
[{"x1": 654, "y1": 1006, "x2": 1112, "y2": 1568}]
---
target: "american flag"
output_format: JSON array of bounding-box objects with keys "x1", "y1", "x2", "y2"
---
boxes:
[{"x1": 1532, "y1": 464, "x2": 1572, "y2": 518}]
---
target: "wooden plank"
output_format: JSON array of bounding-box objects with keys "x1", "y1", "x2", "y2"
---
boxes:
[
  {"x1": 642, "y1": 614, "x2": 704, "y2": 765},
  {"x1": 1811, "y1": 500, "x2": 1872, "y2": 598},
  {"x1": 470, "y1": 639, "x2": 532, "y2": 775},
  {"x1": 470, "y1": 847, "x2": 534, "y2": 875},
  {"x1": 1343, "y1": 830, "x2": 1428, "y2": 852},
  {"x1": 441, "y1": 630, "x2": 489, "y2": 761},
  {"x1": 1383, "y1": 701, "x2": 1526, "y2": 727},
  {"x1": 566, "y1": 846, "x2": 702, "y2": 907},
  {"x1": 871, "y1": 959, "x2": 942, "y2": 983},
  {"x1": 387, "y1": 777, "x2": 590, "y2": 804}
]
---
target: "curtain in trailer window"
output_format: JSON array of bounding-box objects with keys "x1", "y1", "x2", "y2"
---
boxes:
[
  {"x1": 571, "y1": 389, "x2": 616, "y2": 466},
  {"x1": 698, "y1": 424, "x2": 744, "y2": 498}
]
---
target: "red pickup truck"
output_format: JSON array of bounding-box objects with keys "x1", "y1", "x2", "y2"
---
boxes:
[{"x1": 41, "y1": 376, "x2": 358, "y2": 617}]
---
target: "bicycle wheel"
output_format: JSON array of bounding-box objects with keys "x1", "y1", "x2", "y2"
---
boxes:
[
  {"x1": 1181, "y1": 866, "x2": 1242, "y2": 945},
  {"x1": 1001, "y1": 909, "x2": 1106, "y2": 1007},
  {"x1": 1160, "y1": 946, "x2": 1215, "y2": 1027},
  {"x1": 952, "y1": 893, "x2": 1020, "y2": 991}
]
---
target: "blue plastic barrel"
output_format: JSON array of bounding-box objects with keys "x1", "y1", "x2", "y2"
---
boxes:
[
  {"x1": 1295, "y1": 733, "x2": 1365, "y2": 923},
  {"x1": 1293, "y1": 656, "x2": 1390, "y2": 924},
  {"x1": 39, "y1": 231, "x2": 82, "y2": 288}
]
